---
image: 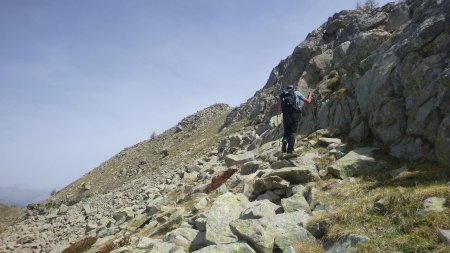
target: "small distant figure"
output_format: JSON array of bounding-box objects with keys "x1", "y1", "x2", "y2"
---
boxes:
[{"x1": 279, "y1": 84, "x2": 312, "y2": 153}]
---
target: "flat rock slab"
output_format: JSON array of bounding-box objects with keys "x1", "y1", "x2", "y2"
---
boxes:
[
  {"x1": 110, "y1": 246, "x2": 133, "y2": 253},
  {"x1": 191, "y1": 242, "x2": 256, "y2": 253},
  {"x1": 230, "y1": 211, "x2": 314, "y2": 253},
  {"x1": 149, "y1": 242, "x2": 184, "y2": 253},
  {"x1": 264, "y1": 167, "x2": 320, "y2": 184},
  {"x1": 164, "y1": 227, "x2": 206, "y2": 251},
  {"x1": 325, "y1": 234, "x2": 369, "y2": 253},
  {"x1": 281, "y1": 192, "x2": 311, "y2": 213},
  {"x1": 318, "y1": 138, "x2": 342, "y2": 146},
  {"x1": 240, "y1": 199, "x2": 281, "y2": 219},
  {"x1": 293, "y1": 152, "x2": 320, "y2": 166},
  {"x1": 225, "y1": 152, "x2": 255, "y2": 167},
  {"x1": 137, "y1": 237, "x2": 161, "y2": 249},
  {"x1": 334, "y1": 147, "x2": 384, "y2": 176},
  {"x1": 136, "y1": 238, "x2": 186, "y2": 253},
  {"x1": 205, "y1": 192, "x2": 250, "y2": 245},
  {"x1": 270, "y1": 160, "x2": 295, "y2": 170}
]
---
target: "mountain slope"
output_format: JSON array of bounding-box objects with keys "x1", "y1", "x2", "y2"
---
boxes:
[
  {"x1": 48, "y1": 104, "x2": 233, "y2": 205},
  {"x1": 0, "y1": 204, "x2": 22, "y2": 234}
]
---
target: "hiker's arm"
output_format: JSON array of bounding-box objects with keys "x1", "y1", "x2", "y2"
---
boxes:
[{"x1": 303, "y1": 92, "x2": 312, "y2": 104}]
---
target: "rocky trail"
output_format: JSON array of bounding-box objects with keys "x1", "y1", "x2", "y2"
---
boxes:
[
  {"x1": 1, "y1": 0, "x2": 449, "y2": 252},
  {"x1": 1, "y1": 125, "x2": 448, "y2": 252}
]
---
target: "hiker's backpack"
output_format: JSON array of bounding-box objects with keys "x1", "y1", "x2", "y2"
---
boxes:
[{"x1": 280, "y1": 89, "x2": 299, "y2": 114}]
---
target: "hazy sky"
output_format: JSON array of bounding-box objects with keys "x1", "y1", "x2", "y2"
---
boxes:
[{"x1": 0, "y1": 0, "x2": 392, "y2": 190}]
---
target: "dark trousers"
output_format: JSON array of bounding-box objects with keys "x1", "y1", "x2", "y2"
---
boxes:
[{"x1": 282, "y1": 111, "x2": 301, "y2": 153}]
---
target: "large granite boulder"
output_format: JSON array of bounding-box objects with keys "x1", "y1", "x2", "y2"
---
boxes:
[
  {"x1": 264, "y1": 167, "x2": 320, "y2": 184},
  {"x1": 330, "y1": 147, "x2": 384, "y2": 177},
  {"x1": 149, "y1": 242, "x2": 185, "y2": 253},
  {"x1": 240, "y1": 200, "x2": 281, "y2": 220},
  {"x1": 253, "y1": 176, "x2": 290, "y2": 194},
  {"x1": 240, "y1": 161, "x2": 261, "y2": 175},
  {"x1": 164, "y1": 228, "x2": 207, "y2": 251},
  {"x1": 230, "y1": 211, "x2": 314, "y2": 253},
  {"x1": 281, "y1": 192, "x2": 311, "y2": 213},
  {"x1": 205, "y1": 193, "x2": 250, "y2": 245},
  {"x1": 225, "y1": 152, "x2": 255, "y2": 167}
]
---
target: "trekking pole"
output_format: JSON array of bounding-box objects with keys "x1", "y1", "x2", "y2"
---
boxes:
[
  {"x1": 274, "y1": 95, "x2": 282, "y2": 147},
  {"x1": 274, "y1": 96, "x2": 279, "y2": 125},
  {"x1": 279, "y1": 118, "x2": 283, "y2": 147}
]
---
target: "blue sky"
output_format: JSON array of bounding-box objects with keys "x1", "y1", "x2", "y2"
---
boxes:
[{"x1": 0, "y1": 0, "x2": 392, "y2": 190}]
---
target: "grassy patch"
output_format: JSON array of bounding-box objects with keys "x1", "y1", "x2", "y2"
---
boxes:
[
  {"x1": 313, "y1": 161, "x2": 450, "y2": 252},
  {"x1": 0, "y1": 204, "x2": 24, "y2": 233},
  {"x1": 292, "y1": 242, "x2": 325, "y2": 253},
  {"x1": 61, "y1": 237, "x2": 97, "y2": 253},
  {"x1": 334, "y1": 88, "x2": 348, "y2": 100},
  {"x1": 0, "y1": 204, "x2": 23, "y2": 234},
  {"x1": 96, "y1": 235, "x2": 130, "y2": 253},
  {"x1": 327, "y1": 70, "x2": 339, "y2": 84}
]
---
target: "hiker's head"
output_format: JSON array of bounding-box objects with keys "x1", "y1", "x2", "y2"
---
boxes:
[{"x1": 287, "y1": 84, "x2": 295, "y2": 90}]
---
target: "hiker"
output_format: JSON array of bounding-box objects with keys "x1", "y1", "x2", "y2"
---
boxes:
[{"x1": 279, "y1": 84, "x2": 312, "y2": 153}]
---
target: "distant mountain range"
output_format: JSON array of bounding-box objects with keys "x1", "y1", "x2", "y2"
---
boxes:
[{"x1": 0, "y1": 185, "x2": 51, "y2": 207}]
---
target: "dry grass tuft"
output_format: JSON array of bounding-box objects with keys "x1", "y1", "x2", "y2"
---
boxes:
[
  {"x1": 292, "y1": 242, "x2": 325, "y2": 253},
  {"x1": 61, "y1": 237, "x2": 97, "y2": 253},
  {"x1": 96, "y1": 235, "x2": 130, "y2": 253},
  {"x1": 313, "y1": 160, "x2": 450, "y2": 252},
  {"x1": 0, "y1": 204, "x2": 23, "y2": 233}
]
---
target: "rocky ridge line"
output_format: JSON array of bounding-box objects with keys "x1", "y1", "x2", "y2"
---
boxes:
[{"x1": 223, "y1": 0, "x2": 450, "y2": 167}]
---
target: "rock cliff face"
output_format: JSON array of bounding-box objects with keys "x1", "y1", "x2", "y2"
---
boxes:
[{"x1": 224, "y1": 0, "x2": 450, "y2": 166}]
